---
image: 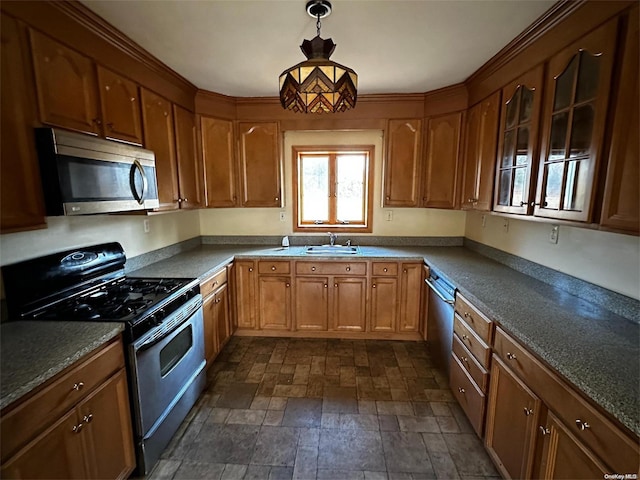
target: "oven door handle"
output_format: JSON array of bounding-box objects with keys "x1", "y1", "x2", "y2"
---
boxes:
[
  {"x1": 136, "y1": 316, "x2": 190, "y2": 353},
  {"x1": 425, "y1": 278, "x2": 454, "y2": 305}
]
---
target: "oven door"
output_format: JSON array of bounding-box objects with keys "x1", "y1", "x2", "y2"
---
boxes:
[{"x1": 130, "y1": 298, "x2": 205, "y2": 436}]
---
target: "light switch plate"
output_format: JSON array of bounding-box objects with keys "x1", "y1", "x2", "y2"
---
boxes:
[
  {"x1": 385, "y1": 210, "x2": 393, "y2": 221},
  {"x1": 143, "y1": 219, "x2": 150, "y2": 233},
  {"x1": 550, "y1": 225, "x2": 559, "y2": 244}
]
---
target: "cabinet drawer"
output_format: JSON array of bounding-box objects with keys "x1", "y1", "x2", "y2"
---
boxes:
[
  {"x1": 453, "y1": 314, "x2": 491, "y2": 368},
  {"x1": 452, "y1": 333, "x2": 489, "y2": 392},
  {"x1": 372, "y1": 262, "x2": 398, "y2": 276},
  {"x1": 454, "y1": 293, "x2": 493, "y2": 344},
  {"x1": 494, "y1": 327, "x2": 639, "y2": 474},
  {"x1": 258, "y1": 260, "x2": 291, "y2": 275},
  {"x1": 1, "y1": 337, "x2": 125, "y2": 462},
  {"x1": 201, "y1": 267, "x2": 228, "y2": 298},
  {"x1": 296, "y1": 261, "x2": 366, "y2": 276},
  {"x1": 450, "y1": 354, "x2": 486, "y2": 437}
]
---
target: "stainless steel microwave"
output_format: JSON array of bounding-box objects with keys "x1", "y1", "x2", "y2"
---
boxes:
[{"x1": 35, "y1": 128, "x2": 160, "y2": 215}]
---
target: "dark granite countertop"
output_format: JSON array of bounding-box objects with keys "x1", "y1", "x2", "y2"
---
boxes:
[
  {"x1": 1, "y1": 321, "x2": 124, "y2": 411},
  {"x1": 130, "y1": 244, "x2": 639, "y2": 436}
]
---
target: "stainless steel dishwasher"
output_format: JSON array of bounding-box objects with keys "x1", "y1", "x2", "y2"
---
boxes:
[{"x1": 425, "y1": 267, "x2": 456, "y2": 377}]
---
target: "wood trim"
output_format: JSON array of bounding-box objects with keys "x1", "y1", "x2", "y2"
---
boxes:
[
  {"x1": 424, "y1": 83, "x2": 469, "y2": 117},
  {"x1": 195, "y1": 90, "x2": 237, "y2": 120}
]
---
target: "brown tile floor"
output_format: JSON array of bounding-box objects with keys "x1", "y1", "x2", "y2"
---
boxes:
[{"x1": 148, "y1": 337, "x2": 499, "y2": 480}]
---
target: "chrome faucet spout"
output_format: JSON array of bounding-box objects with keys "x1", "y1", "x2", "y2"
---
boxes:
[{"x1": 328, "y1": 232, "x2": 337, "y2": 246}]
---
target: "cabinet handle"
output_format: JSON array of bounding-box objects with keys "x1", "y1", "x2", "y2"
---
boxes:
[
  {"x1": 575, "y1": 419, "x2": 590, "y2": 431},
  {"x1": 271, "y1": 266, "x2": 276, "y2": 271},
  {"x1": 531, "y1": 202, "x2": 548, "y2": 207},
  {"x1": 72, "y1": 423, "x2": 84, "y2": 433},
  {"x1": 72, "y1": 382, "x2": 84, "y2": 391},
  {"x1": 519, "y1": 201, "x2": 528, "y2": 207},
  {"x1": 83, "y1": 414, "x2": 93, "y2": 424},
  {"x1": 523, "y1": 408, "x2": 533, "y2": 416},
  {"x1": 506, "y1": 352, "x2": 517, "y2": 360},
  {"x1": 458, "y1": 387, "x2": 465, "y2": 394},
  {"x1": 539, "y1": 425, "x2": 550, "y2": 435},
  {"x1": 311, "y1": 267, "x2": 316, "y2": 271}
]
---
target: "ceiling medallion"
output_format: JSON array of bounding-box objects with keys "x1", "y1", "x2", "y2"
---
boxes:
[{"x1": 279, "y1": 0, "x2": 358, "y2": 114}]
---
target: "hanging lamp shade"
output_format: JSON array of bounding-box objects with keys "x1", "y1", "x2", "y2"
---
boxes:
[{"x1": 279, "y1": 1, "x2": 358, "y2": 113}]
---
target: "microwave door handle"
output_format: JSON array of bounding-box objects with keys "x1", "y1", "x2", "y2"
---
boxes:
[{"x1": 132, "y1": 159, "x2": 147, "y2": 205}]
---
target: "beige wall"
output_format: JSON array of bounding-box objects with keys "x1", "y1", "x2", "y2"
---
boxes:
[
  {"x1": 0, "y1": 210, "x2": 200, "y2": 265},
  {"x1": 199, "y1": 130, "x2": 467, "y2": 237},
  {"x1": 465, "y1": 211, "x2": 640, "y2": 300}
]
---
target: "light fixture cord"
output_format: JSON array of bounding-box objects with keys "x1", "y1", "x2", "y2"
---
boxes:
[{"x1": 316, "y1": 13, "x2": 321, "y2": 36}]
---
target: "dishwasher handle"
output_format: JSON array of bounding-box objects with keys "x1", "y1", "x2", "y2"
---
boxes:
[{"x1": 425, "y1": 278, "x2": 454, "y2": 305}]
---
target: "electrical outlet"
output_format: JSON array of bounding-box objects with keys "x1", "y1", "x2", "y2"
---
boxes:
[
  {"x1": 481, "y1": 215, "x2": 487, "y2": 228},
  {"x1": 143, "y1": 219, "x2": 150, "y2": 234},
  {"x1": 549, "y1": 225, "x2": 559, "y2": 244},
  {"x1": 503, "y1": 219, "x2": 509, "y2": 233},
  {"x1": 279, "y1": 211, "x2": 286, "y2": 222},
  {"x1": 385, "y1": 210, "x2": 393, "y2": 221}
]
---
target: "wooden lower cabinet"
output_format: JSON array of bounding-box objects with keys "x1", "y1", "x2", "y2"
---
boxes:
[
  {"x1": 202, "y1": 281, "x2": 231, "y2": 366},
  {"x1": 235, "y1": 261, "x2": 256, "y2": 329},
  {"x1": 485, "y1": 354, "x2": 541, "y2": 479},
  {"x1": 398, "y1": 263, "x2": 422, "y2": 332},
  {"x1": 332, "y1": 277, "x2": 367, "y2": 332},
  {"x1": 294, "y1": 276, "x2": 329, "y2": 331},
  {"x1": 258, "y1": 276, "x2": 291, "y2": 330},
  {"x1": 370, "y1": 277, "x2": 398, "y2": 332}
]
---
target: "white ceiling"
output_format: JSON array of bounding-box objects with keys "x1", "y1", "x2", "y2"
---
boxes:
[{"x1": 80, "y1": 0, "x2": 556, "y2": 98}]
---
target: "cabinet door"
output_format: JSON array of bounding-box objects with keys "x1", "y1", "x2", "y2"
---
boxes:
[
  {"x1": 601, "y1": 7, "x2": 639, "y2": 234},
  {"x1": 141, "y1": 88, "x2": 179, "y2": 211},
  {"x1": 494, "y1": 66, "x2": 544, "y2": 215},
  {"x1": 1, "y1": 408, "x2": 86, "y2": 479},
  {"x1": 332, "y1": 277, "x2": 367, "y2": 332},
  {"x1": 79, "y1": 369, "x2": 135, "y2": 480},
  {"x1": 537, "y1": 411, "x2": 608, "y2": 479},
  {"x1": 234, "y1": 261, "x2": 256, "y2": 329},
  {"x1": 1, "y1": 14, "x2": 45, "y2": 232},
  {"x1": 214, "y1": 284, "x2": 231, "y2": 352},
  {"x1": 398, "y1": 263, "x2": 422, "y2": 332},
  {"x1": 237, "y1": 122, "x2": 281, "y2": 207},
  {"x1": 419, "y1": 265, "x2": 429, "y2": 341},
  {"x1": 422, "y1": 112, "x2": 462, "y2": 208},
  {"x1": 485, "y1": 355, "x2": 542, "y2": 480},
  {"x1": 258, "y1": 277, "x2": 291, "y2": 330},
  {"x1": 384, "y1": 119, "x2": 422, "y2": 207},
  {"x1": 295, "y1": 276, "x2": 329, "y2": 331},
  {"x1": 173, "y1": 105, "x2": 203, "y2": 209},
  {"x1": 370, "y1": 277, "x2": 398, "y2": 332},
  {"x1": 202, "y1": 293, "x2": 216, "y2": 365},
  {"x1": 535, "y1": 19, "x2": 617, "y2": 222},
  {"x1": 29, "y1": 29, "x2": 100, "y2": 135},
  {"x1": 96, "y1": 66, "x2": 142, "y2": 145},
  {"x1": 462, "y1": 92, "x2": 501, "y2": 211},
  {"x1": 201, "y1": 117, "x2": 237, "y2": 207},
  {"x1": 227, "y1": 263, "x2": 238, "y2": 334}
]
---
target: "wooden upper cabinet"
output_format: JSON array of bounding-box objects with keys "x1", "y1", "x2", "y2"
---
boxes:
[
  {"x1": 237, "y1": 122, "x2": 281, "y2": 207},
  {"x1": 534, "y1": 19, "x2": 617, "y2": 222},
  {"x1": 1, "y1": 13, "x2": 46, "y2": 232},
  {"x1": 461, "y1": 92, "x2": 501, "y2": 211},
  {"x1": 421, "y1": 112, "x2": 462, "y2": 209},
  {"x1": 173, "y1": 105, "x2": 202, "y2": 209},
  {"x1": 384, "y1": 119, "x2": 422, "y2": 207},
  {"x1": 201, "y1": 117, "x2": 237, "y2": 207},
  {"x1": 494, "y1": 66, "x2": 544, "y2": 215},
  {"x1": 601, "y1": 7, "x2": 639, "y2": 234},
  {"x1": 97, "y1": 66, "x2": 142, "y2": 145},
  {"x1": 29, "y1": 29, "x2": 100, "y2": 135},
  {"x1": 140, "y1": 88, "x2": 179, "y2": 211}
]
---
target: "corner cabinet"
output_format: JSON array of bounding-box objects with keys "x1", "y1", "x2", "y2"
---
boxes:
[
  {"x1": 1, "y1": 13, "x2": 46, "y2": 232},
  {"x1": 493, "y1": 66, "x2": 544, "y2": 215},
  {"x1": 201, "y1": 116, "x2": 238, "y2": 207},
  {"x1": 237, "y1": 122, "x2": 281, "y2": 207},
  {"x1": 173, "y1": 105, "x2": 203, "y2": 209},
  {"x1": 461, "y1": 92, "x2": 501, "y2": 211},
  {"x1": 383, "y1": 119, "x2": 422, "y2": 207},
  {"x1": 534, "y1": 19, "x2": 617, "y2": 222}
]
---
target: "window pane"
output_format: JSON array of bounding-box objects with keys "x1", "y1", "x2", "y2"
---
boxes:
[
  {"x1": 505, "y1": 87, "x2": 520, "y2": 129},
  {"x1": 300, "y1": 155, "x2": 329, "y2": 222},
  {"x1": 543, "y1": 162, "x2": 564, "y2": 210},
  {"x1": 501, "y1": 130, "x2": 515, "y2": 168},
  {"x1": 549, "y1": 112, "x2": 568, "y2": 161},
  {"x1": 498, "y1": 169, "x2": 511, "y2": 206},
  {"x1": 511, "y1": 167, "x2": 526, "y2": 207},
  {"x1": 336, "y1": 154, "x2": 366, "y2": 222},
  {"x1": 563, "y1": 159, "x2": 587, "y2": 211},
  {"x1": 576, "y1": 52, "x2": 600, "y2": 103},
  {"x1": 569, "y1": 103, "x2": 594, "y2": 158},
  {"x1": 554, "y1": 55, "x2": 577, "y2": 111},
  {"x1": 515, "y1": 127, "x2": 529, "y2": 166},
  {"x1": 519, "y1": 87, "x2": 534, "y2": 123}
]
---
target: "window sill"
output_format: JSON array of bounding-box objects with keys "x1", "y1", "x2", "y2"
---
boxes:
[{"x1": 293, "y1": 225, "x2": 373, "y2": 234}]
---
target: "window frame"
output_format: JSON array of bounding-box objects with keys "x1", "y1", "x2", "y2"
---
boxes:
[{"x1": 292, "y1": 145, "x2": 375, "y2": 233}]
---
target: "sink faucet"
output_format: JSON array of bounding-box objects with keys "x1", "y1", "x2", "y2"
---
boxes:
[{"x1": 328, "y1": 232, "x2": 337, "y2": 246}]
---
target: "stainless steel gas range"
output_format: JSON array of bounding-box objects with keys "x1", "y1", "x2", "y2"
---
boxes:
[{"x1": 2, "y1": 243, "x2": 206, "y2": 475}]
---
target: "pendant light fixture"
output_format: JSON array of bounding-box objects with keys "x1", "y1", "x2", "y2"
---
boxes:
[{"x1": 279, "y1": 0, "x2": 358, "y2": 113}]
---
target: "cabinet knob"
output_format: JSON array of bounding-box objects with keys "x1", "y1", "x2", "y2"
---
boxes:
[
  {"x1": 286, "y1": 283, "x2": 290, "y2": 288},
  {"x1": 506, "y1": 352, "x2": 517, "y2": 360},
  {"x1": 372, "y1": 284, "x2": 377, "y2": 288},
  {"x1": 575, "y1": 419, "x2": 590, "y2": 431},
  {"x1": 460, "y1": 356, "x2": 468, "y2": 364},
  {"x1": 83, "y1": 414, "x2": 93, "y2": 424},
  {"x1": 383, "y1": 268, "x2": 388, "y2": 272},
  {"x1": 131, "y1": 97, "x2": 136, "y2": 102},
  {"x1": 386, "y1": 196, "x2": 390, "y2": 200},
  {"x1": 523, "y1": 408, "x2": 533, "y2": 416},
  {"x1": 72, "y1": 423, "x2": 84, "y2": 434},
  {"x1": 403, "y1": 269, "x2": 407, "y2": 273},
  {"x1": 458, "y1": 387, "x2": 465, "y2": 394},
  {"x1": 346, "y1": 267, "x2": 351, "y2": 272},
  {"x1": 275, "y1": 197, "x2": 279, "y2": 201},
  {"x1": 248, "y1": 268, "x2": 253, "y2": 272},
  {"x1": 311, "y1": 267, "x2": 316, "y2": 271},
  {"x1": 519, "y1": 201, "x2": 528, "y2": 207},
  {"x1": 72, "y1": 382, "x2": 84, "y2": 391},
  {"x1": 334, "y1": 283, "x2": 338, "y2": 288},
  {"x1": 271, "y1": 266, "x2": 276, "y2": 271},
  {"x1": 539, "y1": 425, "x2": 550, "y2": 436},
  {"x1": 324, "y1": 284, "x2": 328, "y2": 288},
  {"x1": 461, "y1": 334, "x2": 469, "y2": 341}
]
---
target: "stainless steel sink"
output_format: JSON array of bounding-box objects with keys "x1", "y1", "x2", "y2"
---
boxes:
[{"x1": 304, "y1": 245, "x2": 360, "y2": 255}]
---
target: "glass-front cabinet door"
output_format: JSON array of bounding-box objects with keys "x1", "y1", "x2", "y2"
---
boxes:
[
  {"x1": 534, "y1": 19, "x2": 617, "y2": 222},
  {"x1": 494, "y1": 66, "x2": 544, "y2": 215}
]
